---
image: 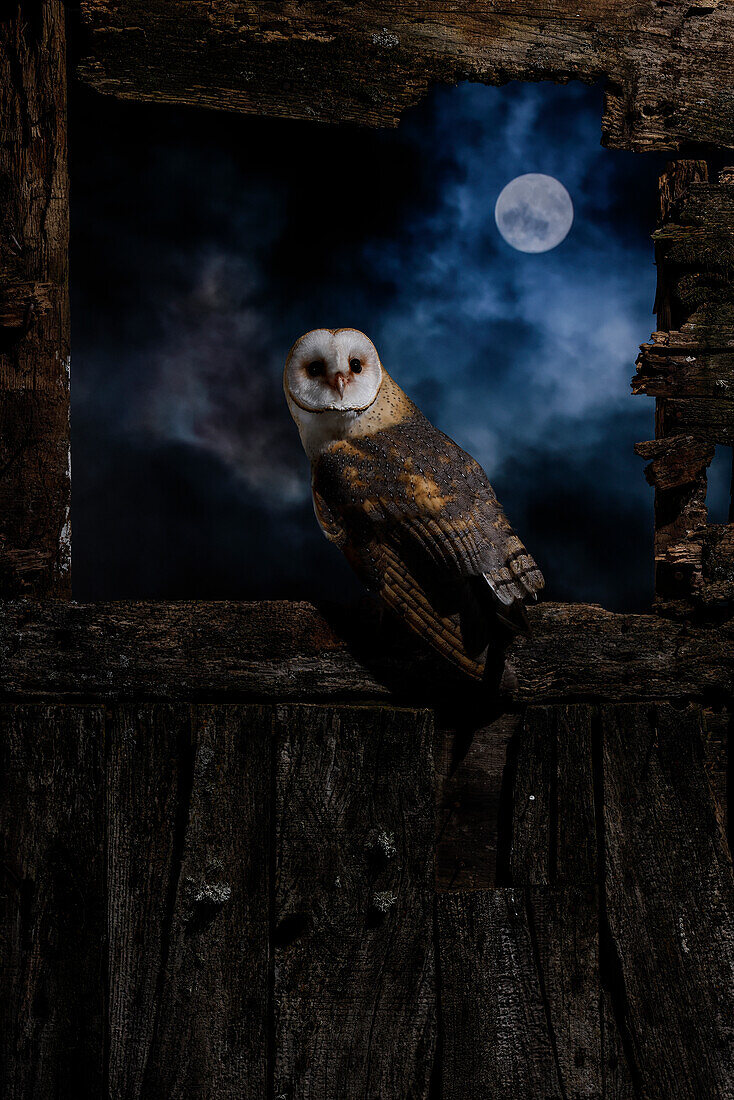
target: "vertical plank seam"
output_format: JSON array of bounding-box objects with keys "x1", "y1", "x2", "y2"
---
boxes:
[
  {"x1": 267, "y1": 704, "x2": 278, "y2": 1100},
  {"x1": 428, "y1": 893, "x2": 443, "y2": 1100},
  {"x1": 139, "y1": 704, "x2": 195, "y2": 1096},
  {"x1": 102, "y1": 703, "x2": 111, "y2": 1099},
  {"x1": 523, "y1": 890, "x2": 569, "y2": 1100},
  {"x1": 592, "y1": 706, "x2": 644, "y2": 1096},
  {"x1": 495, "y1": 709, "x2": 524, "y2": 885}
]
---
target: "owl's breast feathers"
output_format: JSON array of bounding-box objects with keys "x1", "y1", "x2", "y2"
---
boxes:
[{"x1": 312, "y1": 406, "x2": 544, "y2": 680}]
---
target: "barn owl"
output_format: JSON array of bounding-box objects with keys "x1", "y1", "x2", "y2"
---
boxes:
[{"x1": 284, "y1": 328, "x2": 544, "y2": 680}]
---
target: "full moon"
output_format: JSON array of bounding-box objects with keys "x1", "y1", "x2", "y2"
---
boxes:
[{"x1": 494, "y1": 174, "x2": 574, "y2": 253}]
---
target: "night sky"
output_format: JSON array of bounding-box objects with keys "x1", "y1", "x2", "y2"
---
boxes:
[{"x1": 69, "y1": 80, "x2": 716, "y2": 611}]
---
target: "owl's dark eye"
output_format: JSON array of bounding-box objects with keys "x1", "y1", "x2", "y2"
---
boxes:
[
  {"x1": 350, "y1": 358, "x2": 362, "y2": 373},
  {"x1": 307, "y1": 360, "x2": 325, "y2": 377}
]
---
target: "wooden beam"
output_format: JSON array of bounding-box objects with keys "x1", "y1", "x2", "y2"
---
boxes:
[
  {"x1": 0, "y1": 600, "x2": 731, "y2": 703},
  {"x1": 633, "y1": 345, "x2": 734, "y2": 399},
  {"x1": 502, "y1": 603, "x2": 733, "y2": 704},
  {"x1": 76, "y1": 1, "x2": 734, "y2": 152},
  {"x1": 0, "y1": 0, "x2": 71, "y2": 597}
]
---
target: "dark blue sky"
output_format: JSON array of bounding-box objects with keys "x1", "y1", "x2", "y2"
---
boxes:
[{"x1": 70, "y1": 80, "x2": 692, "y2": 610}]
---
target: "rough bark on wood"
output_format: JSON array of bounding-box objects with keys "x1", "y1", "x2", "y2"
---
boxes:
[
  {"x1": 635, "y1": 435, "x2": 714, "y2": 491},
  {"x1": 601, "y1": 703, "x2": 734, "y2": 1099},
  {"x1": 76, "y1": 0, "x2": 734, "y2": 152},
  {"x1": 106, "y1": 704, "x2": 271, "y2": 1098},
  {"x1": 1, "y1": 599, "x2": 732, "y2": 704},
  {"x1": 658, "y1": 161, "x2": 710, "y2": 225},
  {"x1": 437, "y1": 888, "x2": 601, "y2": 1099},
  {"x1": 634, "y1": 347, "x2": 734, "y2": 399},
  {"x1": 273, "y1": 705, "x2": 435, "y2": 1100},
  {"x1": 0, "y1": 705, "x2": 104, "y2": 1099},
  {"x1": 658, "y1": 396, "x2": 734, "y2": 445},
  {"x1": 0, "y1": 0, "x2": 71, "y2": 596}
]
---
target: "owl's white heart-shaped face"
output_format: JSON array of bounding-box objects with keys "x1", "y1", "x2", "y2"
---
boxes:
[{"x1": 284, "y1": 328, "x2": 382, "y2": 413}]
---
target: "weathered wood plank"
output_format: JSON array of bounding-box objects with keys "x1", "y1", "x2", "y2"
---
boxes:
[
  {"x1": 141, "y1": 706, "x2": 271, "y2": 1098},
  {"x1": 1, "y1": 600, "x2": 732, "y2": 703},
  {"x1": 600, "y1": 992, "x2": 636, "y2": 1100},
  {"x1": 76, "y1": 0, "x2": 734, "y2": 152},
  {"x1": 501, "y1": 603, "x2": 734, "y2": 704},
  {"x1": 106, "y1": 705, "x2": 270, "y2": 1098},
  {"x1": 511, "y1": 705, "x2": 597, "y2": 887},
  {"x1": 669, "y1": 178, "x2": 734, "y2": 228},
  {"x1": 435, "y1": 713, "x2": 519, "y2": 891},
  {"x1": 652, "y1": 225, "x2": 734, "y2": 269},
  {"x1": 437, "y1": 888, "x2": 601, "y2": 1099},
  {"x1": 273, "y1": 705, "x2": 435, "y2": 1099},
  {"x1": 106, "y1": 704, "x2": 192, "y2": 1098},
  {"x1": 658, "y1": 396, "x2": 734, "y2": 445},
  {"x1": 633, "y1": 346, "x2": 734, "y2": 399},
  {"x1": 530, "y1": 887, "x2": 602, "y2": 1099},
  {"x1": 635, "y1": 435, "x2": 714, "y2": 491},
  {"x1": 0, "y1": 0, "x2": 71, "y2": 596},
  {"x1": 601, "y1": 703, "x2": 734, "y2": 1099},
  {"x1": 0, "y1": 705, "x2": 104, "y2": 1098}
]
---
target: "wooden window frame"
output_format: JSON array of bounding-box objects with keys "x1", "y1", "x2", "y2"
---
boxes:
[{"x1": 1, "y1": 1, "x2": 732, "y2": 698}]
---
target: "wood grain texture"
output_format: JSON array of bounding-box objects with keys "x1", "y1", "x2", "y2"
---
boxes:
[
  {"x1": 436, "y1": 713, "x2": 520, "y2": 891},
  {"x1": 0, "y1": 705, "x2": 104, "y2": 1099},
  {"x1": 0, "y1": 599, "x2": 732, "y2": 703},
  {"x1": 106, "y1": 704, "x2": 271, "y2": 1099},
  {"x1": 0, "y1": 0, "x2": 71, "y2": 596},
  {"x1": 635, "y1": 434, "x2": 714, "y2": 492},
  {"x1": 600, "y1": 992, "x2": 636, "y2": 1100},
  {"x1": 437, "y1": 888, "x2": 601, "y2": 1099},
  {"x1": 273, "y1": 704, "x2": 436, "y2": 1099},
  {"x1": 511, "y1": 705, "x2": 597, "y2": 888},
  {"x1": 601, "y1": 703, "x2": 734, "y2": 1099},
  {"x1": 501, "y1": 602, "x2": 734, "y2": 703},
  {"x1": 702, "y1": 705, "x2": 729, "y2": 837},
  {"x1": 106, "y1": 704, "x2": 192, "y2": 1098},
  {"x1": 76, "y1": 0, "x2": 734, "y2": 151},
  {"x1": 633, "y1": 346, "x2": 734, "y2": 399},
  {"x1": 658, "y1": 395, "x2": 734, "y2": 445}
]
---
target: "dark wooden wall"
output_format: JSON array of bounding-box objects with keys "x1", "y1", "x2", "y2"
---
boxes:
[
  {"x1": 1, "y1": 2, "x2": 734, "y2": 1098},
  {"x1": 4, "y1": 699, "x2": 733, "y2": 1097}
]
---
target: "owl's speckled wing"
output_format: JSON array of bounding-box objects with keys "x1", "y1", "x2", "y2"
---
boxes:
[{"x1": 312, "y1": 407, "x2": 544, "y2": 679}]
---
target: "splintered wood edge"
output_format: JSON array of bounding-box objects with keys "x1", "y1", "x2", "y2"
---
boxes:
[{"x1": 75, "y1": 1, "x2": 734, "y2": 152}]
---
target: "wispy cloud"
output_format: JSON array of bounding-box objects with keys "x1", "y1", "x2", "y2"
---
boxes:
[{"x1": 71, "y1": 80, "x2": 664, "y2": 607}]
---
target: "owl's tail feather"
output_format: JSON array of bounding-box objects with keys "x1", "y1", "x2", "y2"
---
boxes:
[
  {"x1": 372, "y1": 544, "x2": 489, "y2": 680},
  {"x1": 483, "y1": 534, "x2": 545, "y2": 610}
]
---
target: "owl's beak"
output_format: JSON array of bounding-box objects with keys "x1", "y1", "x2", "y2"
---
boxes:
[{"x1": 331, "y1": 373, "x2": 347, "y2": 398}]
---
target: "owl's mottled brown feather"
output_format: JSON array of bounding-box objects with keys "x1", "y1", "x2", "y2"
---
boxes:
[{"x1": 312, "y1": 396, "x2": 544, "y2": 679}]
